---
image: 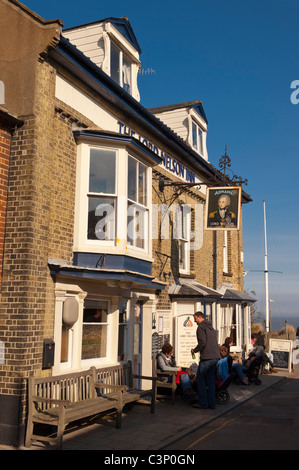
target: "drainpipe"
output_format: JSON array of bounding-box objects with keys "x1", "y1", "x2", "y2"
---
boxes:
[
  {"x1": 213, "y1": 231, "x2": 218, "y2": 332},
  {"x1": 213, "y1": 231, "x2": 217, "y2": 290}
]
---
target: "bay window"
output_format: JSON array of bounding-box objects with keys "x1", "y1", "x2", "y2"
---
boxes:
[{"x1": 74, "y1": 140, "x2": 152, "y2": 258}]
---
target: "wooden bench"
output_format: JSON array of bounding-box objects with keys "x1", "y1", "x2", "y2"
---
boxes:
[
  {"x1": 25, "y1": 362, "x2": 155, "y2": 449},
  {"x1": 152, "y1": 357, "x2": 177, "y2": 403},
  {"x1": 93, "y1": 361, "x2": 156, "y2": 418}
]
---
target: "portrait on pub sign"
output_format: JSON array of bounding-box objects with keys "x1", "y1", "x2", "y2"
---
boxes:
[{"x1": 205, "y1": 186, "x2": 241, "y2": 230}]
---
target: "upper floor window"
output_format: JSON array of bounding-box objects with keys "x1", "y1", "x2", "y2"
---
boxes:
[
  {"x1": 88, "y1": 148, "x2": 116, "y2": 241},
  {"x1": 74, "y1": 140, "x2": 152, "y2": 259},
  {"x1": 178, "y1": 204, "x2": 191, "y2": 273},
  {"x1": 111, "y1": 42, "x2": 132, "y2": 94},
  {"x1": 192, "y1": 120, "x2": 203, "y2": 155},
  {"x1": 223, "y1": 230, "x2": 232, "y2": 275},
  {"x1": 127, "y1": 155, "x2": 148, "y2": 250}
]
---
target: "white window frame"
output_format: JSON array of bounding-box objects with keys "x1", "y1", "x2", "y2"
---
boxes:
[
  {"x1": 219, "y1": 304, "x2": 241, "y2": 351},
  {"x1": 81, "y1": 298, "x2": 111, "y2": 368},
  {"x1": 110, "y1": 41, "x2": 132, "y2": 94},
  {"x1": 87, "y1": 147, "x2": 117, "y2": 244},
  {"x1": 223, "y1": 230, "x2": 228, "y2": 274},
  {"x1": 178, "y1": 204, "x2": 191, "y2": 274},
  {"x1": 191, "y1": 120, "x2": 203, "y2": 155},
  {"x1": 127, "y1": 155, "x2": 149, "y2": 252}
]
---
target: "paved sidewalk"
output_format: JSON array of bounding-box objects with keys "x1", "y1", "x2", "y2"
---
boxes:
[{"x1": 1, "y1": 370, "x2": 294, "y2": 451}]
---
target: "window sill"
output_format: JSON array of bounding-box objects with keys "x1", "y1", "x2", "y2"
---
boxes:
[{"x1": 179, "y1": 272, "x2": 196, "y2": 279}]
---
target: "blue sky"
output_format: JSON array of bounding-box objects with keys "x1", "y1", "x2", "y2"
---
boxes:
[{"x1": 21, "y1": 0, "x2": 299, "y2": 325}]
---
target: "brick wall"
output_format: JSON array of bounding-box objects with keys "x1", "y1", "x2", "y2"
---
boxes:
[
  {"x1": 0, "y1": 59, "x2": 86, "y2": 439},
  {"x1": 0, "y1": 127, "x2": 10, "y2": 286}
]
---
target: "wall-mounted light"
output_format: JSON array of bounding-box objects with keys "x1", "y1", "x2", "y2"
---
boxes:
[
  {"x1": 152, "y1": 311, "x2": 156, "y2": 329},
  {"x1": 163, "y1": 271, "x2": 173, "y2": 281}
]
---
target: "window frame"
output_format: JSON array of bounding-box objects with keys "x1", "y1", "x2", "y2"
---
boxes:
[
  {"x1": 191, "y1": 120, "x2": 204, "y2": 155},
  {"x1": 81, "y1": 298, "x2": 111, "y2": 367},
  {"x1": 223, "y1": 230, "x2": 228, "y2": 274},
  {"x1": 127, "y1": 155, "x2": 149, "y2": 252},
  {"x1": 178, "y1": 204, "x2": 191, "y2": 274},
  {"x1": 110, "y1": 41, "x2": 132, "y2": 94},
  {"x1": 219, "y1": 304, "x2": 241, "y2": 351},
  {"x1": 118, "y1": 303, "x2": 128, "y2": 362},
  {"x1": 87, "y1": 147, "x2": 118, "y2": 243}
]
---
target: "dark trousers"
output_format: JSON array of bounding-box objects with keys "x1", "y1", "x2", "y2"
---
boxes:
[{"x1": 196, "y1": 358, "x2": 218, "y2": 408}]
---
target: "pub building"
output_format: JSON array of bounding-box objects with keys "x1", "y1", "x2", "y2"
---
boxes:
[{"x1": 0, "y1": 0, "x2": 254, "y2": 446}]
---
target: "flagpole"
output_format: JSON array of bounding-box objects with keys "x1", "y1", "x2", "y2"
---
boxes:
[{"x1": 263, "y1": 200, "x2": 270, "y2": 333}]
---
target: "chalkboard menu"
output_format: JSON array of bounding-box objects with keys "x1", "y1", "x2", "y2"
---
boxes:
[
  {"x1": 272, "y1": 350, "x2": 289, "y2": 369},
  {"x1": 269, "y1": 339, "x2": 292, "y2": 372},
  {"x1": 152, "y1": 332, "x2": 170, "y2": 358}
]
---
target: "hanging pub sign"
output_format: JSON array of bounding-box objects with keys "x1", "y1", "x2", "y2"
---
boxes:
[{"x1": 205, "y1": 186, "x2": 241, "y2": 230}]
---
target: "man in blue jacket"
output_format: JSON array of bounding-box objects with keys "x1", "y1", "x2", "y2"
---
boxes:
[{"x1": 191, "y1": 311, "x2": 220, "y2": 409}]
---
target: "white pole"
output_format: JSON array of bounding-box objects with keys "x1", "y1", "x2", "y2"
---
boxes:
[{"x1": 263, "y1": 201, "x2": 270, "y2": 332}]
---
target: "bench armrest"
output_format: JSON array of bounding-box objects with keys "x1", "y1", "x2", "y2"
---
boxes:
[
  {"x1": 32, "y1": 395, "x2": 72, "y2": 407},
  {"x1": 156, "y1": 370, "x2": 177, "y2": 376},
  {"x1": 132, "y1": 374, "x2": 157, "y2": 382},
  {"x1": 94, "y1": 382, "x2": 128, "y2": 392}
]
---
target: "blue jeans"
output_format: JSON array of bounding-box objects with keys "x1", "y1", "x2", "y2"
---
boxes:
[
  {"x1": 197, "y1": 359, "x2": 218, "y2": 408},
  {"x1": 180, "y1": 373, "x2": 193, "y2": 392},
  {"x1": 180, "y1": 373, "x2": 196, "y2": 403},
  {"x1": 232, "y1": 362, "x2": 245, "y2": 380}
]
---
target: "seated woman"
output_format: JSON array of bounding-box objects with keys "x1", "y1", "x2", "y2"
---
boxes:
[{"x1": 156, "y1": 342, "x2": 196, "y2": 398}]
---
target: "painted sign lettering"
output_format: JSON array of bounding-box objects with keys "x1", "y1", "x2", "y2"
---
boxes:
[{"x1": 117, "y1": 120, "x2": 196, "y2": 183}]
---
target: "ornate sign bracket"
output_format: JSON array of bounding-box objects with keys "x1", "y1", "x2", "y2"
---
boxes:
[{"x1": 158, "y1": 146, "x2": 248, "y2": 193}]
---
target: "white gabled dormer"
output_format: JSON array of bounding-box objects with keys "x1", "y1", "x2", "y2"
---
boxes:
[
  {"x1": 63, "y1": 17, "x2": 141, "y2": 101},
  {"x1": 149, "y1": 100, "x2": 209, "y2": 161}
]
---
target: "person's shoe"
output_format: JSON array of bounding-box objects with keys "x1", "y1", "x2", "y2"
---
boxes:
[
  {"x1": 270, "y1": 368, "x2": 278, "y2": 373},
  {"x1": 193, "y1": 403, "x2": 208, "y2": 409},
  {"x1": 184, "y1": 389, "x2": 197, "y2": 396},
  {"x1": 241, "y1": 380, "x2": 250, "y2": 385}
]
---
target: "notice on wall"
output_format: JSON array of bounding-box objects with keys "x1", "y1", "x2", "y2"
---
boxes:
[
  {"x1": 269, "y1": 339, "x2": 292, "y2": 372},
  {"x1": 176, "y1": 314, "x2": 198, "y2": 368},
  {"x1": 152, "y1": 332, "x2": 170, "y2": 358},
  {"x1": 156, "y1": 310, "x2": 171, "y2": 335}
]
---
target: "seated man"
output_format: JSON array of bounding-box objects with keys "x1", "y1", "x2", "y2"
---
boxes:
[
  {"x1": 222, "y1": 338, "x2": 249, "y2": 385},
  {"x1": 156, "y1": 342, "x2": 196, "y2": 399},
  {"x1": 248, "y1": 333, "x2": 277, "y2": 373}
]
